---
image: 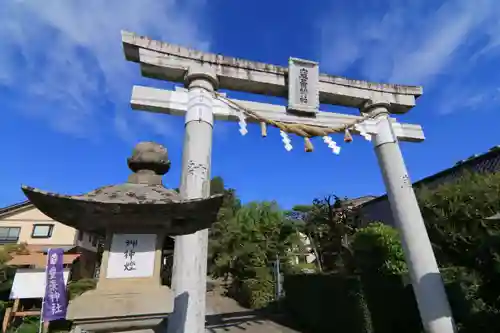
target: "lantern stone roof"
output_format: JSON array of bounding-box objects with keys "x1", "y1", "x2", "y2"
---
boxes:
[{"x1": 21, "y1": 142, "x2": 223, "y2": 236}]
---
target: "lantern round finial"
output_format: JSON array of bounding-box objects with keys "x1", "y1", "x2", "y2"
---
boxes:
[{"x1": 127, "y1": 141, "x2": 171, "y2": 176}]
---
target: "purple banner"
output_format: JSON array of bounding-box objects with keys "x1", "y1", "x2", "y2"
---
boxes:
[{"x1": 42, "y1": 248, "x2": 68, "y2": 322}]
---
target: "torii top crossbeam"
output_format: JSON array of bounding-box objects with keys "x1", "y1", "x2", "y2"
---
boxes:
[{"x1": 121, "y1": 31, "x2": 422, "y2": 114}]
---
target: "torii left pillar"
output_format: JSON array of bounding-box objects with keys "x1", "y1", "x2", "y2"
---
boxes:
[{"x1": 167, "y1": 66, "x2": 218, "y2": 333}]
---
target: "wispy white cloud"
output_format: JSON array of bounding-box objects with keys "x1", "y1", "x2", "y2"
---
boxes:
[
  {"x1": 319, "y1": 0, "x2": 500, "y2": 114},
  {"x1": 0, "y1": 0, "x2": 209, "y2": 140}
]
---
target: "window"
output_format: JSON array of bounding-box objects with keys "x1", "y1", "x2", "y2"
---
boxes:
[
  {"x1": 0, "y1": 227, "x2": 21, "y2": 244},
  {"x1": 31, "y1": 224, "x2": 54, "y2": 239}
]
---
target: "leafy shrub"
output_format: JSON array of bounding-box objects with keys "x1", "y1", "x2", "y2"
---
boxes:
[
  {"x1": 10, "y1": 322, "x2": 39, "y2": 333},
  {"x1": 440, "y1": 267, "x2": 500, "y2": 333},
  {"x1": 291, "y1": 262, "x2": 317, "y2": 273},
  {"x1": 6, "y1": 316, "x2": 40, "y2": 333},
  {"x1": 241, "y1": 276, "x2": 275, "y2": 309},
  {"x1": 67, "y1": 278, "x2": 97, "y2": 300},
  {"x1": 352, "y1": 222, "x2": 407, "y2": 275},
  {"x1": 230, "y1": 267, "x2": 275, "y2": 309}
]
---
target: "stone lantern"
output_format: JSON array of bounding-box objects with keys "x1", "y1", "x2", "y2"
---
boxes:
[{"x1": 22, "y1": 142, "x2": 224, "y2": 333}]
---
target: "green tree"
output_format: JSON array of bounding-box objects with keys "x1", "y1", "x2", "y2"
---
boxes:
[
  {"x1": 286, "y1": 204, "x2": 324, "y2": 272},
  {"x1": 169, "y1": 176, "x2": 241, "y2": 280},
  {"x1": 417, "y1": 171, "x2": 500, "y2": 309},
  {"x1": 210, "y1": 201, "x2": 301, "y2": 308},
  {"x1": 418, "y1": 171, "x2": 500, "y2": 265},
  {"x1": 209, "y1": 176, "x2": 225, "y2": 195},
  {"x1": 288, "y1": 195, "x2": 361, "y2": 273},
  {"x1": 207, "y1": 176, "x2": 241, "y2": 277}
]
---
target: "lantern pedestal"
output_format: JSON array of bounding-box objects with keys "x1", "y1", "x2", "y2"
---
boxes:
[{"x1": 67, "y1": 231, "x2": 172, "y2": 333}]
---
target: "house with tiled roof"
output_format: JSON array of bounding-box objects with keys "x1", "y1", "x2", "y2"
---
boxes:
[
  {"x1": 0, "y1": 200, "x2": 101, "y2": 275},
  {"x1": 358, "y1": 145, "x2": 500, "y2": 226},
  {"x1": 0, "y1": 200, "x2": 102, "y2": 331}
]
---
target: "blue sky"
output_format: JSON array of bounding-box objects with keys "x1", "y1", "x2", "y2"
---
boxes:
[{"x1": 1, "y1": 0, "x2": 499, "y2": 209}]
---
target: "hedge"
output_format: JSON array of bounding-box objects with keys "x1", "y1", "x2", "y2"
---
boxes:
[
  {"x1": 283, "y1": 269, "x2": 500, "y2": 333},
  {"x1": 360, "y1": 273, "x2": 421, "y2": 333},
  {"x1": 283, "y1": 274, "x2": 372, "y2": 333}
]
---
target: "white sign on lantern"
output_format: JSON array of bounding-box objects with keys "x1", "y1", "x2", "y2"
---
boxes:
[
  {"x1": 106, "y1": 233, "x2": 157, "y2": 279},
  {"x1": 287, "y1": 57, "x2": 320, "y2": 115}
]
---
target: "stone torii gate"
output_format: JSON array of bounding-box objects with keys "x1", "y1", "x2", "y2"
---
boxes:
[{"x1": 121, "y1": 31, "x2": 455, "y2": 333}]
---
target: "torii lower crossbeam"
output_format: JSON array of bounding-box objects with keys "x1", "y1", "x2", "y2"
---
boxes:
[{"x1": 131, "y1": 85, "x2": 425, "y2": 142}]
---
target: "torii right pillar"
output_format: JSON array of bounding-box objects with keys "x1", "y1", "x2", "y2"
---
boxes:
[{"x1": 362, "y1": 100, "x2": 456, "y2": 333}]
